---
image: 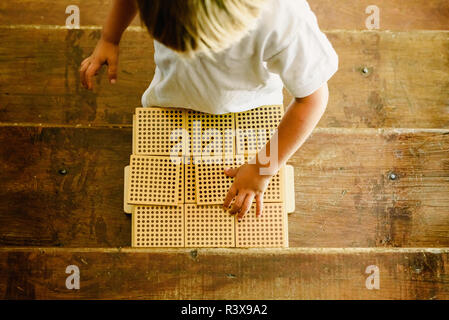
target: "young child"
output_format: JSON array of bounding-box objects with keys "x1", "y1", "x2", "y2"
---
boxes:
[{"x1": 80, "y1": 0, "x2": 338, "y2": 221}]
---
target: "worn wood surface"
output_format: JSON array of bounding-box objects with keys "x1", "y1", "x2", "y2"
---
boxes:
[
  {"x1": 289, "y1": 128, "x2": 449, "y2": 247},
  {"x1": 0, "y1": 125, "x2": 132, "y2": 247},
  {"x1": 1, "y1": 28, "x2": 448, "y2": 128},
  {"x1": 286, "y1": 30, "x2": 449, "y2": 128},
  {"x1": 1, "y1": 0, "x2": 448, "y2": 30},
  {"x1": 0, "y1": 126, "x2": 448, "y2": 248},
  {"x1": 0, "y1": 28, "x2": 153, "y2": 125},
  {"x1": 0, "y1": 247, "x2": 448, "y2": 299},
  {"x1": 0, "y1": 0, "x2": 447, "y2": 300}
]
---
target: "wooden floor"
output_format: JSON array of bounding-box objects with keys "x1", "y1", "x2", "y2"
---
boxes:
[{"x1": 0, "y1": 0, "x2": 448, "y2": 299}]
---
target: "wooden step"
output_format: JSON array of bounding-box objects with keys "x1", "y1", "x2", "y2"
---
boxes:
[
  {"x1": 0, "y1": 247, "x2": 448, "y2": 299},
  {"x1": 1, "y1": 0, "x2": 448, "y2": 30},
  {"x1": 0, "y1": 28, "x2": 448, "y2": 128},
  {"x1": 1, "y1": 125, "x2": 448, "y2": 248}
]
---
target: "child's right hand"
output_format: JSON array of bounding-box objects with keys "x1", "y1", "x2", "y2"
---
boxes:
[{"x1": 79, "y1": 38, "x2": 119, "y2": 90}]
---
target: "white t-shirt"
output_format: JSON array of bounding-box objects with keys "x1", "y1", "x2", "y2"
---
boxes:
[{"x1": 141, "y1": 0, "x2": 339, "y2": 114}]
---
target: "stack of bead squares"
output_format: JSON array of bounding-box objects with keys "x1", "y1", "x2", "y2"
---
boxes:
[{"x1": 126, "y1": 106, "x2": 289, "y2": 248}]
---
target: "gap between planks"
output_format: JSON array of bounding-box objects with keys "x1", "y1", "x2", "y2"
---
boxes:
[
  {"x1": 1, "y1": 247, "x2": 448, "y2": 255},
  {"x1": 0, "y1": 122, "x2": 133, "y2": 129},
  {"x1": 1, "y1": 25, "x2": 449, "y2": 34},
  {"x1": 0, "y1": 123, "x2": 447, "y2": 135}
]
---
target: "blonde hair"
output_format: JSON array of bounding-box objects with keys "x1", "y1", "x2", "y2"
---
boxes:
[{"x1": 136, "y1": 0, "x2": 267, "y2": 57}]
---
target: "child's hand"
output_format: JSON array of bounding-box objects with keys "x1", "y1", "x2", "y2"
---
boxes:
[
  {"x1": 223, "y1": 163, "x2": 272, "y2": 221},
  {"x1": 79, "y1": 38, "x2": 119, "y2": 90}
]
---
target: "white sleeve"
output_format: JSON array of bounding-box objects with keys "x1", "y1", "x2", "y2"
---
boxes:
[{"x1": 265, "y1": 5, "x2": 339, "y2": 98}]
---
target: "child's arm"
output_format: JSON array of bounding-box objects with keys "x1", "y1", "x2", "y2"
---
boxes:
[
  {"x1": 223, "y1": 83, "x2": 329, "y2": 220},
  {"x1": 80, "y1": 0, "x2": 138, "y2": 89}
]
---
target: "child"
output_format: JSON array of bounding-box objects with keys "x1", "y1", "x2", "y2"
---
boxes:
[{"x1": 80, "y1": 0, "x2": 339, "y2": 221}]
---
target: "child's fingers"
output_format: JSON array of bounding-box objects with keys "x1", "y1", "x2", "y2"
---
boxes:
[
  {"x1": 237, "y1": 193, "x2": 255, "y2": 222},
  {"x1": 85, "y1": 63, "x2": 101, "y2": 90},
  {"x1": 79, "y1": 61, "x2": 90, "y2": 89},
  {"x1": 223, "y1": 185, "x2": 237, "y2": 209},
  {"x1": 229, "y1": 192, "x2": 246, "y2": 214},
  {"x1": 224, "y1": 167, "x2": 239, "y2": 178},
  {"x1": 81, "y1": 57, "x2": 91, "y2": 67},
  {"x1": 255, "y1": 194, "x2": 264, "y2": 217}
]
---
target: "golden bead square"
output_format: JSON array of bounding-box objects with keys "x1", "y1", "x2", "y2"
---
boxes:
[
  {"x1": 184, "y1": 156, "x2": 196, "y2": 204},
  {"x1": 178, "y1": 159, "x2": 185, "y2": 203},
  {"x1": 184, "y1": 204, "x2": 235, "y2": 248},
  {"x1": 236, "y1": 203, "x2": 288, "y2": 248},
  {"x1": 245, "y1": 154, "x2": 285, "y2": 203},
  {"x1": 133, "y1": 205, "x2": 184, "y2": 247},
  {"x1": 127, "y1": 155, "x2": 180, "y2": 205},
  {"x1": 135, "y1": 107, "x2": 186, "y2": 156},
  {"x1": 195, "y1": 155, "x2": 245, "y2": 205},
  {"x1": 186, "y1": 110, "x2": 235, "y2": 157},
  {"x1": 235, "y1": 105, "x2": 284, "y2": 155}
]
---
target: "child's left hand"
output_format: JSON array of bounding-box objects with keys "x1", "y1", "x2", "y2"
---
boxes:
[{"x1": 223, "y1": 163, "x2": 272, "y2": 221}]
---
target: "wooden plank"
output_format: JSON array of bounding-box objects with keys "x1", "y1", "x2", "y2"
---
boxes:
[
  {"x1": 286, "y1": 30, "x2": 449, "y2": 128},
  {"x1": 287, "y1": 128, "x2": 449, "y2": 247},
  {"x1": 0, "y1": 126, "x2": 448, "y2": 248},
  {"x1": 0, "y1": 247, "x2": 448, "y2": 299},
  {"x1": 0, "y1": 28, "x2": 154, "y2": 125},
  {"x1": 0, "y1": 125, "x2": 132, "y2": 247},
  {"x1": 309, "y1": 0, "x2": 449, "y2": 31},
  {"x1": 0, "y1": 0, "x2": 141, "y2": 26},
  {"x1": 0, "y1": 28, "x2": 448, "y2": 128},
  {"x1": 1, "y1": 0, "x2": 448, "y2": 30}
]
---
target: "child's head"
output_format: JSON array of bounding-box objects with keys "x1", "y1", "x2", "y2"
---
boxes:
[{"x1": 136, "y1": 0, "x2": 267, "y2": 57}]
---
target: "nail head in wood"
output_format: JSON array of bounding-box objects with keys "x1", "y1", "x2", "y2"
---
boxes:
[{"x1": 389, "y1": 172, "x2": 398, "y2": 181}]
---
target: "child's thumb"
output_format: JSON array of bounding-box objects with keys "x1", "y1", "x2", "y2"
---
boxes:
[{"x1": 224, "y1": 167, "x2": 238, "y2": 177}]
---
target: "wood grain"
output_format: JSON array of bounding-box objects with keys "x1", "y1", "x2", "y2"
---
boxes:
[
  {"x1": 284, "y1": 30, "x2": 449, "y2": 128},
  {"x1": 0, "y1": 28, "x2": 448, "y2": 128},
  {"x1": 0, "y1": 126, "x2": 447, "y2": 248},
  {"x1": 0, "y1": 247, "x2": 448, "y2": 299},
  {"x1": 1, "y1": 0, "x2": 448, "y2": 30},
  {"x1": 0, "y1": 125, "x2": 132, "y2": 247},
  {"x1": 288, "y1": 128, "x2": 449, "y2": 247},
  {"x1": 0, "y1": 28, "x2": 153, "y2": 125},
  {"x1": 309, "y1": 0, "x2": 449, "y2": 31}
]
